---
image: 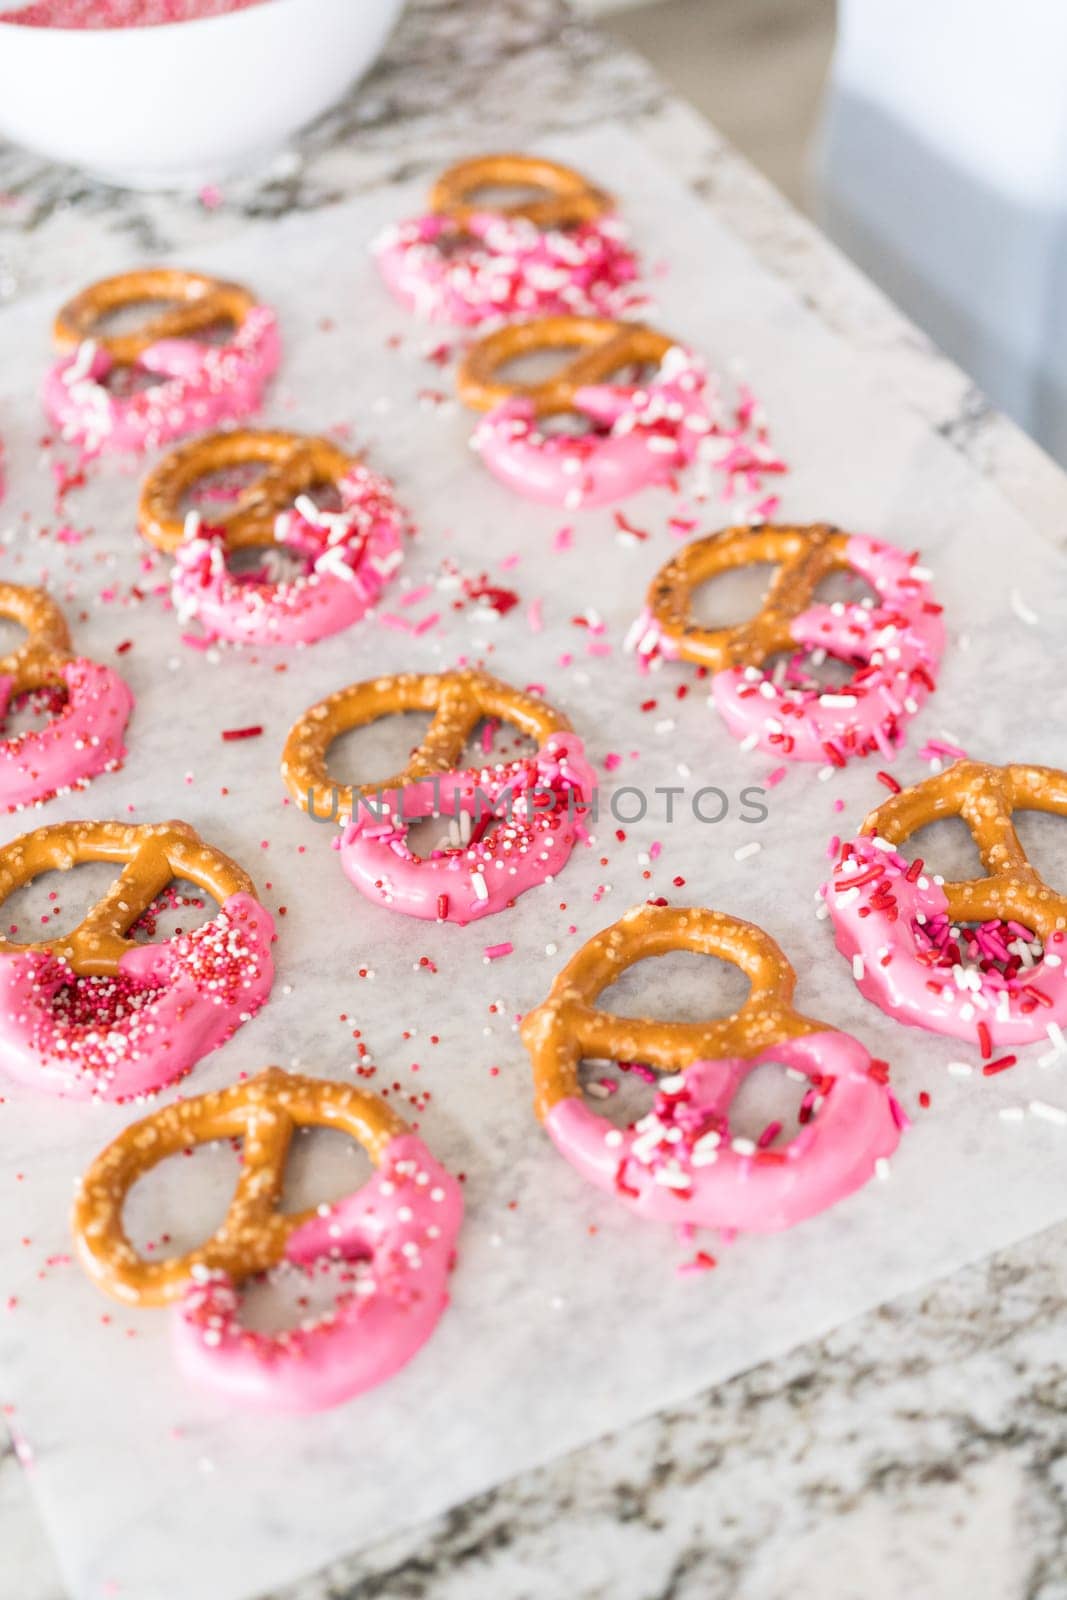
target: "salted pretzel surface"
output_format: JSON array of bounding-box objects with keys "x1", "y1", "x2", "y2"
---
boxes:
[
  {"x1": 457, "y1": 315, "x2": 675, "y2": 419},
  {"x1": 0, "y1": 819, "x2": 254, "y2": 978},
  {"x1": 53, "y1": 269, "x2": 258, "y2": 366},
  {"x1": 73, "y1": 1068, "x2": 408, "y2": 1307},
  {"x1": 645, "y1": 523, "x2": 857, "y2": 670},
  {"x1": 282, "y1": 668, "x2": 572, "y2": 818},
  {"x1": 863, "y1": 761, "x2": 1067, "y2": 936},
  {"x1": 138, "y1": 429, "x2": 357, "y2": 554},
  {"x1": 429, "y1": 153, "x2": 612, "y2": 230},
  {"x1": 522, "y1": 902, "x2": 830, "y2": 1120},
  {"x1": 0, "y1": 582, "x2": 74, "y2": 694}
]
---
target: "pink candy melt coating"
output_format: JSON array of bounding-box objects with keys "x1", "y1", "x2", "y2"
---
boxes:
[
  {"x1": 824, "y1": 834, "x2": 1067, "y2": 1047},
  {"x1": 339, "y1": 733, "x2": 596, "y2": 924},
  {"x1": 0, "y1": 658, "x2": 133, "y2": 810},
  {"x1": 375, "y1": 210, "x2": 643, "y2": 326},
  {"x1": 173, "y1": 1132, "x2": 462, "y2": 1412},
  {"x1": 712, "y1": 536, "x2": 944, "y2": 762},
  {"x1": 171, "y1": 464, "x2": 406, "y2": 646},
  {"x1": 473, "y1": 347, "x2": 713, "y2": 509},
  {"x1": 547, "y1": 1031, "x2": 900, "y2": 1231},
  {"x1": 0, "y1": 892, "x2": 274, "y2": 1100},
  {"x1": 42, "y1": 305, "x2": 279, "y2": 455},
  {"x1": 3, "y1": 0, "x2": 265, "y2": 25}
]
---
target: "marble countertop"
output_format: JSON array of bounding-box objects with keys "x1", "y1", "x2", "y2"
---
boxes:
[{"x1": 3, "y1": 3, "x2": 1067, "y2": 1597}]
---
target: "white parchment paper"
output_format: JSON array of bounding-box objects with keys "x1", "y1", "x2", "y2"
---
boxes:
[{"x1": 1, "y1": 127, "x2": 1066, "y2": 1600}]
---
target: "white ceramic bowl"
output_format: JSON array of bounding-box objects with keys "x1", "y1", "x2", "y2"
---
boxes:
[{"x1": 0, "y1": 0, "x2": 405, "y2": 190}]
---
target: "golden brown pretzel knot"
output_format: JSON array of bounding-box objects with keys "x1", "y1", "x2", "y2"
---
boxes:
[
  {"x1": 863, "y1": 760, "x2": 1067, "y2": 937},
  {"x1": 0, "y1": 819, "x2": 255, "y2": 979},
  {"x1": 522, "y1": 902, "x2": 830, "y2": 1120},
  {"x1": 645, "y1": 523, "x2": 852, "y2": 670},
  {"x1": 429, "y1": 153, "x2": 613, "y2": 230},
  {"x1": 53, "y1": 268, "x2": 258, "y2": 366},
  {"x1": 457, "y1": 315, "x2": 675, "y2": 420},
  {"x1": 72, "y1": 1067, "x2": 409, "y2": 1307},
  {"x1": 138, "y1": 428, "x2": 357, "y2": 555},
  {"x1": 0, "y1": 583, "x2": 75, "y2": 695},
  {"x1": 282, "y1": 668, "x2": 571, "y2": 820}
]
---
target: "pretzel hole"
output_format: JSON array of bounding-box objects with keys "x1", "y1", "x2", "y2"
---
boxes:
[
  {"x1": 0, "y1": 615, "x2": 29, "y2": 655},
  {"x1": 759, "y1": 648, "x2": 862, "y2": 692},
  {"x1": 237, "y1": 1251, "x2": 375, "y2": 1336},
  {"x1": 278, "y1": 1126, "x2": 374, "y2": 1214},
  {"x1": 686, "y1": 562, "x2": 778, "y2": 628},
  {"x1": 596, "y1": 948, "x2": 751, "y2": 1023},
  {"x1": 464, "y1": 181, "x2": 560, "y2": 212},
  {"x1": 328, "y1": 712, "x2": 437, "y2": 791},
  {"x1": 810, "y1": 570, "x2": 880, "y2": 608},
  {"x1": 123, "y1": 1136, "x2": 244, "y2": 1262},
  {"x1": 889, "y1": 817, "x2": 986, "y2": 883},
  {"x1": 722, "y1": 1061, "x2": 812, "y2": 1146},
  {"x1": 577, "y1": 1056, "x2": 664, "y2": 1128},
  {"x1": 1, "y1": 861, "x2": 130, "y2": 944},
  {"x1": 0, "y1": 868, "x2": 214, "y2": 947},
  {"x1": 0, "y1": 683, "x2": 70, "y2": 739},
  {"x1": 91, "y1": 298, "x2": 238, "y2": 347}
]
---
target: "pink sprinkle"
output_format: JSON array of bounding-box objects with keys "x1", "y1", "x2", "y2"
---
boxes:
[
  {"x1": 378, "y1": 612, "x2": 413, "y2": 633},
  {"x1": 586, "y1": 640, "x2": 613, "y2": 657},
  {"x1": 527, "y1": 597, "x2": 544, "y2": 633},
  {"x1": 180, "y1": 632, "x2": 212, "y2": 651},
  {"x1": 919, "y1": 738, "x2": 968, "y2": 762},
  {"x1": 826, "y1": 834, "x2": 840, "y2": 858},
  {"x1": 483, "y1": 942, "x2": 513, "y2": 961},
  {"x1": 603, "y1": 752, "x2": 622, "y2": 772},
  {"x1": 413, "y1": 611, "x2": 440, "y2": 636},
  {"x1": 552, "y1": 526, "x2": 574, "y2": 552},
  {"x1": 399, "y1": 584, "x2": 433, "y2": 608},
  {"x1": 199, "y1": 183, "x2": 223, "y2": 210},
  {"x1": 764, "y1": 766, "x2": 788, "y2": 788},
  {"x1": 649, "y1": 841, "x2": 662, "y2": 861},
  {"x1": 498, "y1": 553, "x2": 521, "y2": 570}
]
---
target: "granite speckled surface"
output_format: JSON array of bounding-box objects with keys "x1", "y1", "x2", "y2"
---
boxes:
[{"x1": 3, "y1": 3, "x2": 1067, "y2": 1597}]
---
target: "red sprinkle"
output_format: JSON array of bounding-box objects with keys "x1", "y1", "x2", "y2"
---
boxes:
[
  {"x1": 982, "y1": 1054, "x2": 1018, "y2": 1077},
  {"x1": 876, "y1": 770, "x2": 902, "y2": 794},
  {"x1": 977, "y1": 1021, "x2": 992, "y2": 1061},
  {"x1": 221, "y1": 725, "x2": 263, "y2": 742}
]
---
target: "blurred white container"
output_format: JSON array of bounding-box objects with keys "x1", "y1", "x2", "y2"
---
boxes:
[
  {"x1": 817, "y1": 0, "x2": 1067, "y2": 463},
  {"x1": 0, "y1": 0, "x2": 405, "y2": 190}
]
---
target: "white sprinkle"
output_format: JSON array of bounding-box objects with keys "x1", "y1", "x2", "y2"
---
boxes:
[
  {"x1": 1030, "y1": 1100, "x2": 1067, "y2": 1126},
  {"x1": 733, "y1": 842, "x2": 761, "y2": 862},
  {"x1": 874, "y1": 1157, "x2": 891, "y2": 1180},
  {"x1": 999, "y1": 1107, "x2": 1026, "y2": 1122},
  {"x1": 947, "y1": 1060, "x2": 974, "y2": 1077},
  {"x1": 852, "y1": 954, "x2": 865, "y2": 980},
  {"x1": 1010, "y1": 588, "x2": 1040, "y2": 626}
]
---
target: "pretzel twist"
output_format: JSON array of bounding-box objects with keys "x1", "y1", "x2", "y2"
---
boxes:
[
  {"x1": 72, "y1": 1068, "x2": 409, "y2": 1307},
  {"x1": 864, "y1": 761, "x2": 1067, "y2": 936},
  {"x1": 0, "y1": 583, "x2": 74, "y2": 694},
  {"x1": 282, "y1": 668, "x2": 571, "y2": 818},
  {"x1": 138, "y1": 429, "x2": 357, "y2": 554},
  {"x1": 53, "y1": 269, "x2": 258, "y2": 365},
  {"x1": 0, "y1": 820, "x2": 254, "y2": 978},
  {"x1": 522, "y1": 903, "x2": 830, "y2": 1120},
  {"x1": 645, "y1": 523, "x2": 853, "y2": 669},
  {"x1": 429, "y1": 153, "x2": 613, "y2": 230},
  {"x1": 457, "y1": 315, "x2": 674, "y2": 419}
]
